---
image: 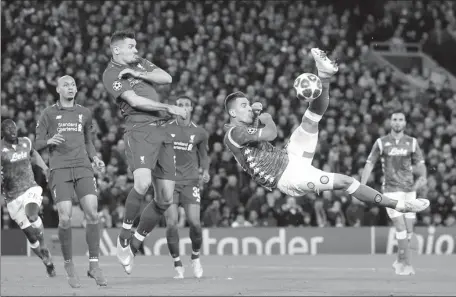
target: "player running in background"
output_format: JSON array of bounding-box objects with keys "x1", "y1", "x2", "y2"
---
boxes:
[
  {"x1": 35, "y1": 75, "x2": 107, "y2": 288},
  {"x1": 223, "y1": 48, "x2": 429, "y2": 230},
  {"x1": 1, "y1": 119, "x2": 56, "y2": 278},
  {"x1": 361, "y1": 111, "x2": 427, "y2": 275},
  {"x1": 102, "y1": 30, "x2": 186, "y2": 274},
  {"x1": 163, "y1": 95, "x2": 210, "y2": 279}
]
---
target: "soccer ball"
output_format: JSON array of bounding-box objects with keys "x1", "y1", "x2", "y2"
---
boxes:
[{"x1": 293, "y1": 73, "x2": 322, "y2": 102}]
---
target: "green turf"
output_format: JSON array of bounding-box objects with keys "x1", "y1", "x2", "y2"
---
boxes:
[{"x1": 1, "y1": 255, "x2": 455, "y2": 296}]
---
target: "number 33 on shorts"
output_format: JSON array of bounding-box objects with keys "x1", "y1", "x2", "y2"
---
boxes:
[{"x1": 192, "y1": 186, "x2": 201, "y2": 203}]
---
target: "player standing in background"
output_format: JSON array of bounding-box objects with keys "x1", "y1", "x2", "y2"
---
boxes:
[
  {"x1": 1, "y1": 119, "x2": 56, "y2": 278},
  {"x1": 35, "y1": 76, "x2": 107, "y2": 288},
  {"x1": 163, "y1": 95, "x2": 210, "y2": 279},
  {"x1": 102, "y1": 30, "x2": 186, "y2": 274},
  {"x1": 361, "y1": 111, "x2": 427, "y2": 275},
  {"x1": 223, "y1": 49, "x2": 429, "y2": 228}
]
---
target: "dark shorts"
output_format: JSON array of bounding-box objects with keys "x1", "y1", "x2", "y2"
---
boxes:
[
  {"x1": 124, "y1": 125, "x2": 176, "y2": 179},
  {"x1": 49, "y1": 167, "x2": 97, "y2": 203},
  {"x1": 172, "y1": 183, "x2": 201, "y2": 206}
]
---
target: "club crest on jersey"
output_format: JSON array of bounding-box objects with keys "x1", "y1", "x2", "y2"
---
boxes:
[
  {"x1": 79, "y1": 114, "x2": 83, "y2": 123},
  {"x1": 247, "y1": 127, "x2": 257, "y2": 135},
  {"x1": 113, "y1": 81, "x2": 122, "y2": 91},
  {"x1": 189, "y1": 135, "x2": 195, "y2": 143}
]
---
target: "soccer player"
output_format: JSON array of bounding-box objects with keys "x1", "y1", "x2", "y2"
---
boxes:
[
  {"x1": 35, "y1": 75, "x2": 107, "y2": 288},
  {"x1": 1, "y1": 119, "x2": 56, "y2": 278},
  {"x1": 163, "y1": 95, "x2": 210, "y2": 279},
  {"x1": 223, "y1": 48, "x2": 429, "y2": 235},
  {"x1": 102, "y1": 30, "x2": 186, "y2": 273},
  {"x1": 361, "y1": 111, "x2": 427, "y2": 275}
]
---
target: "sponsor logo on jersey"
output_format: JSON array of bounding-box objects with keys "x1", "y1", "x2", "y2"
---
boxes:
[
  {"x1": 56, "y1": 115, "x2": 62, "y2": 119},
  {"x1": 388, "y1": 147, "x2": 408, "y2": 156},
  {"x1": 10, "y1": 151, "x2": 28, "y2": 162}
]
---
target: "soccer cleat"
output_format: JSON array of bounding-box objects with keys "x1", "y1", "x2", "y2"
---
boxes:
[
  {"x1": 397, "y1": 199, "x2": 430, "y2": 213},
  {"x1": 191, "y1": 258, "x2": 203, "y2": 278},
  {"x1": 310, "y1": 48, "x2": 338, "y2": 78},
  {"x1": 173, "y1": 266, "x2": 185, "y2": 279},
  {"x1": 397, "y1": 264, "x2": 416, "y2": 276},
  {"x1": 87, "y1": 267, "x2": 108, "y2": 286},
  {"x1": 116, "y1": 237, "x2": 134, "y2": 274},
  {"x1": 64, "y1": 262, "x2": 81, "y2": 288},
  {"x1": 392, "y1": 260, "x2": 402, "y2": 274},
  {"x1": 40, "y1": 248, "x2": 56, "y2": 277}
]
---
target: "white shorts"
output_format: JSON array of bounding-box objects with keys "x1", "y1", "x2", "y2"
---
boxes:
[
  {"x1": 6, "y1": 186, "x2": 43, "y2": 229},
  {"x1": 277, "y1": 126, "x2": 334, "y2": 197},
  {"x1": 384, "y1": 191, "x2": 417, "y2": 219}
]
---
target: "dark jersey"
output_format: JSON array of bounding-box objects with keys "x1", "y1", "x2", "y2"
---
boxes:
[
  {"x1": 165, "y1": 120, "x2": 209, "y2": 185},
  {"x1": 367, "y1": 134, "x2": 425, "y2": 192},
  {"x1": 1, "y1": 137, "x2": 37, "y2": 202},
  {"x1": 35, "y1": 102, "x2": 96, "y2": 170},
  {"x1": 102, "y1": 58, "x2": 171, "y2": 130},
  {"x1": 224, "y1": 124, "x2": 289, "y2": 190}
]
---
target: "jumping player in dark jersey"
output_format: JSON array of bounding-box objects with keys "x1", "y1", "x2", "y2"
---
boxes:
[
  {"x1": 224, "y1": 48, "x2": 430, "y2": 228},
  {"x1": 102, "y1": 30, "x2": 186, "y2": 274},
  {"x1": 163, "y1": 95, "x2": 210, "y2": 279},
  {"x1": 362, "y1": 111, "x2": 427, "y2": 275},
  {"x1": 35, "y1": 75, "x2": 106, "y2": 288},
  {"x1": 1, "y1": 119, "x2": 56, "y2": 277}
]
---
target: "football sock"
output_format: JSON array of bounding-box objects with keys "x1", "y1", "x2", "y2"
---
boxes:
[
  {"x1": 396, "y1": 231, "x2": 410, "y2": 265},
  {"x1": 190, "y1": 224, "x2": 202, "y2": 258},
  {"x1": 173, "y1": 256, "x2": 183, "y2": 267},
  {"x1": 345, "y1": 180, "x2": 398, "y2": 209},
  {"x1": 166, "y1": 225, "x2": 180, "y2": 259},
  {"x1": 58, "y1": 225, "x2": 73, "y2": 263},
  {"x1": 86, "y1": 222, "x2": 100, "y2": 267},
  {"x1": 120, "y1": 188, "x2": 144, "y2": 246},
  {"x1": 23, "y1": 226, "x2": 43, "y2": 259},
  {"x1": 130, "y1": 201, "x2": 169, "y2": 254},
  {"x1": 308, "y1": 78, "x2": 330, "y2": 116},
  {"x1": 30, "y1": 217, "x2": 45, "y2": 248}
]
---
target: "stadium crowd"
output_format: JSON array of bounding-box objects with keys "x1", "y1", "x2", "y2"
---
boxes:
[{"x1": 2, "y1": 0, "x2": 456, "y2": 229}]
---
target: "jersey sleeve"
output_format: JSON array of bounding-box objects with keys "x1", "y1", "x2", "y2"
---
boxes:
[
  {"x1": 229, "y1": 126, "x2": 262, "y2": 147},
  {"x1": 411, "y1": 138, "x2": 425, "y2": 164},
  {"x1": 102, "y1": 67, "x2": 134, "y2": 101},
  {"x1": 35, "y1": 110, "x2": 50, "y2": 151},
  {"x1": 23, "y1": 137, "x2": 33, "y2": 153},
  {"x1": 197, "y1": 129, "x2": 210, "y2": 170},
  {"x1": 142, "y1": 58, "x2": 159, "y2": 72},
  {"x1": 366, "y1": 138, "x2": 382, "y2": 164}
]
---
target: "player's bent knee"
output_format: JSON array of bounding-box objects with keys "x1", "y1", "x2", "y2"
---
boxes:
[
  {"x1": 405, "y1": 213, "x2": 416, "y2": 219},
  {"x1": 396, "y1": 230, "x2": 407, "y2": 239},
  {"x1": 84, "y1": 209, "x2": 99, "y2": 224},
  {"x1": 26, "y1": 213, "x2": 39, "y2": 223},
  {"x1": 153, "y1": 178, "x2": 175, "y2": 204},
  {"x1": 59, "y1": 217, "x2": 71, "y2": 229}
]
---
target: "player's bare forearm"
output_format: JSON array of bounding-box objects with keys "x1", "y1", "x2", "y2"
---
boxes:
[
  {"x1": 413, "y1": 163, "x2": 427, "y2": 191},
  {"x1": 121, "y1": 91, "x2": 170, "y2": 113},
  {"x1": 84, "y1": 125, "x2": 97, "y2": 162},
  {"x1": 360, "y1": 162, "x2": 375, "y2": 185},
  {"x1": 31, "y1": 149, "x2": 49, "y2": 172},
  {"x1": 138, "y1": 68, "x2": 172, "y2": 85},
  {"x1": 197, "y1": 142, "x2": 210, "y2": 171},
  {"x1": 259, "y1": 116, "x2": 278, "y2": 141}
]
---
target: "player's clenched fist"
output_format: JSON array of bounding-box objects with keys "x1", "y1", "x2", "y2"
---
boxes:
[
  {"x1": 258, "y1": 112, "x2": 273, "y2": 123},
  {"x1": 118, "y1": 68, "x2": 142, "y2": 79},
  {"x1": 92, "y1": 156, "x2": 105, "y2": 172},
  {"x1": 47, "y1": 133, "x2": 65, "y2": 146},
  {"x1": 167, "y1": 105, "x2": 187, "y2": 119},
  {"x1": 202, "y1": 170, "x2": 210, "y2": 183},
  {"x1": 251, "y1": 102, "x2": 263, "y2": 114}
]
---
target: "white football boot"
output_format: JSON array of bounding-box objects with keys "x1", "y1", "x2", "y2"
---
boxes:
[
  {"x1": 191, "y1": 258, "x2": 203, "y2": 278},
  {"x1": 173, "y1": 266, "x2": 185, "y2": 279},
  {"x1": 310, "y1": 48, "x2": 339, "y2": 78},
  {"x1": 116, "y1": 237, "x2": 134, "y2": 274},
  {"x1": 395, "y1": 199, "x2": 430, "y2": 214}
]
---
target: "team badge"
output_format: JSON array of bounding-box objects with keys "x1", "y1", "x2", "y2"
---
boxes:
[
  {"x1": 113, "y1": 81, "x2": 122, "y2": 91},
  {"x1": 247, "y1": 127, "x2": 257, "y2": 135},
  {"x1": 79, "y1": 114, "x2": 83, "y2": 123}
]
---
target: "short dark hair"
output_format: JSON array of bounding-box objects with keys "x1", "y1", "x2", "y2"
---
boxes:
[
  {"x1": 110, "y1": 30, "x2": 135, "y2": 46},
  {"x1": 390, "y1": 109, "x2": 406, "y2": 120},
  {"x1": 1, "y1": 119, "x2": 15, "y2": 133},
  {"x1": 224, "y1": 91, "x2": 247, "y2": 114},
  {"x1": 175, "y1": 95, "x2": 194, "y2": 105}
]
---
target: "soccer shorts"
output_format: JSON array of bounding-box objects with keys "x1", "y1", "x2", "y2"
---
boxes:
[
  {"x1": 6, "y1": 186, "x2": 43, "y2": 229},
  {"x1": 124, "y1": 125, "x2": 176, "y2": 179},
  {"x1": 172, "y1": 183, "x2": 201, "y2": 206},
  {"x1": 278, "y1": 126, "x2": 334, "y2": 197},
  {"x1": 49, "y1": 167, "x2": 98, "y2": 203},
  {"x1": 384, "y1": 191, "x2": 417, "y2": 219}
]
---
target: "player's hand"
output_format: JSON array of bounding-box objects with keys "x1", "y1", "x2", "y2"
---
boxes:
[
  {"x1": 167, "y1": 105, "x2": 187, "y2": 119},
  {"x1": 118, "y1": 68, "x2": 141, "y2": 79},
  {"x1": 93, "y1": 156, "x2": 105, "y2": 172},
  {"x1": 202, "y1": 170, "x2": 210, "y2": 183},
  {"x1": 43, "y1": 168, "x2": 50, "y2": 183},
  {"x1": 251, "y1": 102, "x2": 263, "y2": 115},
  {"x1": 47, "y1": 133, "x2": 65, "y2": 146},
  {"x1": 258, "y1": 112, "x2": 273, "y2": 123}
]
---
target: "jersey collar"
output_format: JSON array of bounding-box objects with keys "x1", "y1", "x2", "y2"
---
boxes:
[{"x1": 56, "y1": 101, "x2": 76, "y2": 111}]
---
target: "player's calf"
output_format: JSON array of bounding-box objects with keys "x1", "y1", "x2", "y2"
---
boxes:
[{"x1": 185, "y1": 204, "x2": 203, "y2": 278}]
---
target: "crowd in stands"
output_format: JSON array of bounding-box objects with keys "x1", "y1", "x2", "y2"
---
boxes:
[{"x1": 2, "y1": 0, "x2": 455, "y2": 229}]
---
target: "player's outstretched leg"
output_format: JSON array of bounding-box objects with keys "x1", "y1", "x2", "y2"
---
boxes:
[
  {"x1": 57, "y1": 201, "x2": 81, "y2": 288},
  {"x1": 80, "y1": 194, "x2": 107, "y2": 286},
  {"x1": 332, "y1": 175, "x2": 429, "y2": 213},
  {"x1": 185, "y1": 204, "x2": 203, "y2": 278},
  {"x1": 24, "y1": 202, "x2": 56, "y2": 277},
  {"x1": 164, "y1": 204, "x2": 184, "y2": 279}
]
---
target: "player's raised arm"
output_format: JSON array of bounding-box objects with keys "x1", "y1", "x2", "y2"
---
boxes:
[
  {"x1": 118, "y1": 59, "x2": 172, "y2": 85},
  {"x1": 411, "y1": 138, "x2": 427, "y2": 191},
  {"x1": 361, "y1": 138, "x2": 382, "y2": 185}
]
